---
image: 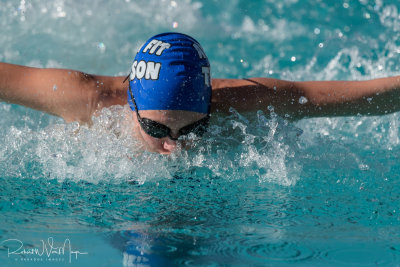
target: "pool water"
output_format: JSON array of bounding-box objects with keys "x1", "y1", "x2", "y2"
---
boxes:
[{"x1": 1, "y1": 0, "x2": 400, "y2": 266}]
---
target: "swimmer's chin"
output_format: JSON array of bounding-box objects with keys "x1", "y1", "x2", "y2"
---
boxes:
[
  {"x1": 140, "y1": 146, "x2": 181, "y2": 155},
  {"x1": 154, "y1": 145, "x2": 187, "y2": 155},
  {"x1": 137, "y1": 139, "x2": 194, "y2": 155},
  {"x1": 157, "y1": 147, "x2": 183, "y2": 155}
]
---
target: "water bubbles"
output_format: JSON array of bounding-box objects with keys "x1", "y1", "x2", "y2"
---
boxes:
[
  {"x1": 18, "y1": 0, "x2": 26, "y2": 21},
  {"x1": 267, "y1": 105, "x2": 275, "y2": 112},
  {"x1": 52, "y1": 84, "x2": 57, "y2": 91},
  {"x1": 170, "y1": 1, "x2": 177, "y2": 7},
  {"x1": 314, "y1": 28, "x2": 320, "y2": 35},
  {"x1": 97, "y1": 42, "x2": 106, "y2": 53},
  {"x1": 290, "y1": 56, "x2": 296, "y2": 62},
  {"x1": 298, "y1": 96, "x2": 308, "y2": 104},
  {"x1": 0, "y1": 105, "x2": 301, "y2": 186},
  {"x1": 172, "y1": 21, "x2": 179, "y2": 28},
  {"x1": 240, "y1": 59, "x2": 249, "y2": 68},
  {"x1": 52, "y1": 153, "x2": 62, "y2": 158},
  {"x1": 242, "y1": 16, "x2": 256, "y2": 33},
  {"x1": 318, "y1": 42, "x2": 324, "y2": 48},
  {"x1": 54, "y1": 5, "x2": 66, "y2": 18},
  {"x1": 358, "y1": 164, "x2": 369, "y2": 170}
]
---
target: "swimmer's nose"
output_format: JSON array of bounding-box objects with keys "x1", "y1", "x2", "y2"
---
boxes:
[{"x1": 162, "y1": 138, "x2": 177, "y2": 152}]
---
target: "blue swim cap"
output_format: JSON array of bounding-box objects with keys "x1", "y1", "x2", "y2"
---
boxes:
[{"x1": 127, "y1": 32, "x2": 211, "y2": 114}]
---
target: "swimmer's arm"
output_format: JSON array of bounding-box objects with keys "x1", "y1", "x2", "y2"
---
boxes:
[
  {"x1": 211, "y1": 77, "x2": 400, "y2": 120},
  {"x1": 0, "y1": 62, "x2": 126, "y2": 123}
]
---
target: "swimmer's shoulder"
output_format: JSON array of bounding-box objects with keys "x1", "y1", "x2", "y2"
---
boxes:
[
  {"x1": 210, "y1": 78, "x2": 292, "y2": 113},
  {"x1": 211, "y1": 78, "x2": 260, "y2": 110},
  {"x1": 90, "y1": 75, "x2": 128, "y2": 111},
  {"x1": 53, "y1": 73, "x2": 127, "y2": 123}
]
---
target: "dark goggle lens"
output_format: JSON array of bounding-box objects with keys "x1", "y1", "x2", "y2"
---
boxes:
[
  {"x1": 139, "y1": 116, "x2": 210, "y2": 139},
  {"x1": 140, "y1": 118, "x2": 170, "y2": 138},
  {"x1": 179, "y1": 117, "x2": 209, "y2": 137}
]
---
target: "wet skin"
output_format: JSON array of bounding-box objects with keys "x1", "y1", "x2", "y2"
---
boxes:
[
  {"x1": 130, "y1": 110, "x2": 208, "y2": 154},
  {"x1": 2, "y1": 63, "x2": 400, "y2": 144}
]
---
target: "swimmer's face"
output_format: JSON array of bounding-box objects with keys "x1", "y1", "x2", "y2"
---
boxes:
[{"x1": 131, "y1": 110, "x2": 208, "y2": 154}]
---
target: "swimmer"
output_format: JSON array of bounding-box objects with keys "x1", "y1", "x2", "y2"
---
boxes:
[{"x1": 1, "y1": 32, "x2": 400, "y2": 154}]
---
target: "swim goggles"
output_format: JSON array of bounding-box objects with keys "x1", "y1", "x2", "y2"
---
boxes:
[{"x1": 127, "y1": 79, "x2": 210, "y2": 141}]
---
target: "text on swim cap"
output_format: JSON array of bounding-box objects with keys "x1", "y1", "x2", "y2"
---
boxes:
[
  {"x1": 143, "y1": 39, "x2": 171, "y2": 55},
  {"x1": 130, "y1": 60, "x2": 161, "y2": 80}
]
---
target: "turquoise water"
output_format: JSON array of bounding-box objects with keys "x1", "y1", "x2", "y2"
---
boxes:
[{"x1": 1, "y1": 0, "x2": 400, "y2": 266}]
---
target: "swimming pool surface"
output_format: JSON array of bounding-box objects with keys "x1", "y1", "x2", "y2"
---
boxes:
[{"x1": 1, "y1": 0, "x2": 400, "y2": 266}]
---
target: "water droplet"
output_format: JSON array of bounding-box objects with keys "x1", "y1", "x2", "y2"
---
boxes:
[
  {"x1": 314, "y1": 28, "x2": 320, "y2": 35},
  {"x1": 97, "y1": 42, "x2": 106, "y2": 53},
  {"x1": 359, "y1": 164, "x2": 369, "y2": 170},
  {"x1": 299, "y1": 96, "x2": 308, "y2": 104},
  {"x1": 172, "y1": 21, "x2": 179, "y2": 28},
  {"x1": 318, "y1": 43, "x2": 324, "y2": 48},
  {"x1": 53, "y1": 84, "x2": 57, "y2": 91},
  {"x1": 291, "y1": 56, "x2": 296, "y2": 62}
]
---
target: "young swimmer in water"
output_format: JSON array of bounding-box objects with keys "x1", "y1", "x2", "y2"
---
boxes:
[{"x1": 1, "y1": 32, "x2": 400, "y2": 154}]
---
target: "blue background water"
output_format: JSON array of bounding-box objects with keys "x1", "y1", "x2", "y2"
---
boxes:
[{"x1": 1, "y1": 0, "x2": 400, "y2": 266}]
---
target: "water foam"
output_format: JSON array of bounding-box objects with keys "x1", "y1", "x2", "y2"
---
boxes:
[
  {"x1": 1, "y1": 0, "x2": 400, "y2": 188},
  {"x1": 0, "y1": 104, "x2": 302, "y2": 186}
]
